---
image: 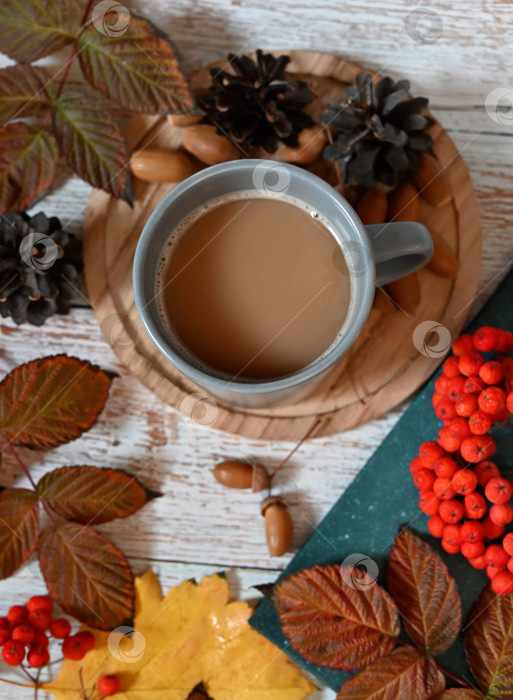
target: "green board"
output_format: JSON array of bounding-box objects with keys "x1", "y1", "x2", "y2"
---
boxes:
[{"x1": 250, "y1": 267, "x2": 513, "y2": 692}]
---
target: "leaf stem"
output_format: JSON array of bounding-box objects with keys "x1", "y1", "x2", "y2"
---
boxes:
[
  {"x1": 434, "y1": 661, "x2": 473, "y2": 689},
  {"x1": 270, "y1": 417, "x2": 323, "y2": 481},
  {"x1": 0, "y1": 677, "x2": 34, "y2": 688},
  {"x1": 55, "y1": 0, "x2": 96, "y2": 98},
  {"x1": 3, "y1": 440, "x2": 56, "y2": 524},
  {"x1": 20, "y1": 666, "x2": 37, "y2": 685}
]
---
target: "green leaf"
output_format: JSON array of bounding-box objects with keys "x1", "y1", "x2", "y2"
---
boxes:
[
  {"x1": 77, "y1": 14, "x2": 196, "y2": 113},
  {"x1": 336, "y1": 648, "x2": 445, "y2": 699},
  {"x1": 386, "y1": 527, "x2": 461, "y2": 655},
  {"x1": 0, "y1": 355, "x2": 114, "y2": 449},
  {"x1": 0, "y1": 488, "x2": 40, "y2": 579},
  {"x1": 464, "y1": 585, "x2": 513, "y2": 698},
  {"x1": 0, "y1": 0, "x2": 82, "y2": 63},
  {"x1": 37, "y1": 466, "x2": 156, "y2": 524},
  {"x1": 0, "y1": 123, "x2": 58, "y2": 214},
  {"x1": 38, "y1": 521, "x2": 134, "y2": 629},
  {"x1": 52, "y1": 92, "x2": 132, "y2": 202},
  {"x1": 274, "y1": 563, "x2": 400, "y2": 671},
  {"x1": 0, "y1": 65, "x2": 53, "y2": 123}
]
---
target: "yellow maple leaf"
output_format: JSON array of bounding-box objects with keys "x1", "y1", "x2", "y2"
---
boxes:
[{"x1": 43, "y1": 570, "x2": 315, "y2": 699}]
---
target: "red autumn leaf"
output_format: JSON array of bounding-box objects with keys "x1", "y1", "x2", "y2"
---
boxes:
[
  {"x1": 464, "y1": 585, "x2": 513, "y2": 698},
  {"x1": 432, "y1": 691, "x2": 483, "y2": 699},
  {"x1": 386, "y1": 527, "x2": 461, "y2": 655},
  {"x1": 0, "y1": 0, "x2": 81, "y2": 63},
  {"x1": 37, "y1": 466, "x2": 156, "y2": 524},
  {"x1": 0, "y1": 65, "x2": 53, "y2": 123},
  {"x1": 0, "y1": 488, "x2": 39, "y2": 579},
  {"x1": 38, "y1": 521, "x2": 134, "y2": 630},
  {"x1": 0, "y1": 123, "x2": 58, "y2": 214},
  {"x1": 0, "y1": 355, "x2": 114, "y2": 449},
  {"x1": 77, "y1": 14, "x2": 196, "y2": 114},
  {"x1": 274, "y1": 563, "x2": 400, "y2": 671},
  {"x1": 52, "y1": 92, "x2": 132, "y2": 202},
  {"x1": 336, "y1": 647, "x2": 445, "y2": 699}
]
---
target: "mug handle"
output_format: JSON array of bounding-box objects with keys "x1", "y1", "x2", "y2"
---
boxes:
[{"x1": 364, "y1": 222, "x2": 434, "y2": 286}]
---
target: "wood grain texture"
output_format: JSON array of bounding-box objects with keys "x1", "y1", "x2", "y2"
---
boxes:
[
  {"x1": 0, "y1": 1, "x2": 512, "y2": 697},
  {"x1": 83, "y1": 51, "x2": 482, "y2": 440}
]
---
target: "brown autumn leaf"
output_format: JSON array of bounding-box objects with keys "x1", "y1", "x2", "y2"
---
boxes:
[
  {"x1": 336, "y1": 647, "x2": 445, "y2": 699},
  {"x1": 38, "y1": 521, "x2": 134, "y2": 629},
  {"x1": 0, "y1": 65, "x2": 53, "y2": 123},
  {"x1": 274, "y1": 563, "x2": 400, "y2": 671},
  {"x1": 386, "y1": 527, "x2": 461, "y2": 655},
  {"x1": 432, "y1": 691, "x2": 483, "y2": 699},
  {"x1": 0, "y1": 0, "x2": 81, "y2": 63},
  {"x1": 0, "y1": 355, "x2": 114, "y2": 449},
  {"x1": 37, "y1": 466, "x2": 157, "y2": 524},
  {"x1": 0, "y1": 122, "x2": 58, "y2": 213},
  {"x1": 0, "y1": 488, "x2": 39, "y2": 579},
  {"x1": 77, "y1": 14, "x2": 196, "y2": 114},
  {"x1": 464, "y1": 585, "x2": 513, "y2": 699},
  {"x1": 52, "y1": 91, "x2": 132, "y2": 202},
  {"x1": 186, "y1": 682, "x2": 214, "y2": 699}
]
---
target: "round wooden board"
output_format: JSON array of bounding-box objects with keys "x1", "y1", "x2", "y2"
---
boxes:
[{"x1": 83, "y1": 50, "x2": 481, "y2": 441}]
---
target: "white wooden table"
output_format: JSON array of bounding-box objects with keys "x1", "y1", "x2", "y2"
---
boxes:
[{"x1": 1, "y1": 1, "x2": 512, "y2": 697}]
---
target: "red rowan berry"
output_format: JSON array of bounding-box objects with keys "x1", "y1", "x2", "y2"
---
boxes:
[
  {"x1": 491, "y1": 569, "x2": 513, "y2": 595},
  {"x1": 479, "y1": 360, "x2": 504, "y2": 385},
  {"x1": 427, "y1": 514, "x2": 445, "y2": 538},
  {"x1": 442, "y1": 524, "x2": 461, "y2": 546},
  {"x1": 439, "y1": 499, "x2": 465, "y2": 524},
  {"x1": 478, "y1": 387, "x2": 506, "y2": 415},
  {"x1": 455, "y1": 394, "x2": 478, "y2": 417},
  {"x1": 460, "y1": 435, "x2": 496, "y2": 463},
  {"x1": 461, "y1": 541, "x2": 485, "y2": 559},
  {"x1": 433, "y1": 477, "x2": 456, "y2": 500},
  {"x1": 410, "y1": 456, "x2": 425, "y2": 475},
  {"x1": 504, "y1": 533, "x2": 513, "y2": 556},
  {"x1": 49, "y1": 618, "x2": 71, "y2": 640},
  {"x1": 485, "y1": 477, "x2": 512, "y2": 504},
  {"x1": 507, "y1": 391, "x2": 513, "y2": 415},
  {"x1": 27, "y1": 610, "x2": 51, "y2": 631},
  {"x1": 463, "y1": 376, "x2": 486, "y2": 394},
  {"x1": 11, "y1": 624, "x2": 35, "y2": 645},
  {"x1": 468, "y1": 555, "x2": 487, "y2": 569},
  {"x1": 26, "y1": 596, "x2": 53, "y2": 615},
  {"x1": 484, "y1": 544, "x2": 509, "y2": 567},
  {"x1": 461, "y1": 520, "x2": 484, "y2": 542},
  {"x1": 493, "y1": 407, "x2": 511, "y2": 423},
  {"x1": 475, "y1": 461, "x2": 500, "y2": 486},
  {"x1": 443, "y1": 356, "x2": 461, "y2": 377},
  {"x1": 432, "y1": 391, "x2": 445, "y2": 408},
  {"x1": 434, "y1": 456, "x2": 458, "y2": 479},
  {"x1": 98, "y1": 674, "x2": 121, "y2": 697},
  {"x1": 468, "y1": 410, "x2": 493, "y2": 435},
  {"x1": 0, "y1": 626, "x2": 10, "y2": 645},
  {"x1": 419, "y1": 441, "x2": 444, "y2": 468},
  {"x1": 442, "y1": 539, "x2": 460, "y2": 554},
  {"x1": 458, "y1": 351, "x2": 484, "y2": 377},
  {"x1": 7, "y1": 606, "x2": 27, "y2": 626},
  {"x1": 464, "y1": 492, "x2": 487, "y2": 519},
  {"x1": 447, "y1": 376, "x2": 467, "y2": 403},
  {"x1": 473, "y1": 326, "x2": 500, "y2": 352},
  {"x1": 451, "y1": 469, "x2": 477, "y2": 495},
  {"x1": 62, "y1": 634, "x2": 91, "y2": 660},
  {"x1": 490, "y1": 503, "x2": 513, "y2": 526},
  {"x1": 452, "y1": 334, "x2": 474, "y2": 356},
  {"x1": 438, "y1": 427, "x2": 461, "y2": 453},
  {"x1": 508, "y1": 557, "x2": 513, "y2": 574},
  {"x1": 483, "y1": 516, "x2": 505, "y2": 539},
  {"x1": 434, "y1": 375, "x2": 451, "y2": 396},
  {"x1": 434, "y1": 397, "x2": 457, "y2": 421},
  {"x1": 27, "y1": 644, "x2": 50, "y2": 668},
  {"x1": 74, "y1": 631, "x2": 95, "y2": 652},
  {"x1": 447, "y1": 416, "x2": 471, "y2": 439},
  {"x1": 486, "y1": 563, "x2": 504, "y2": 580},
  {"x1": 413, "y1": 469, "x2": 436, "y2": 491},
  {"x1": 419, "y1": 491, "x2": 441, "y2": 516},
  {"x1": 496, "y1": 329, "x2": 513, "y2": 353},
  {"x1": 33, "y1": 630, "x2": 49, "y2": 648},
  {"x1": 2, "y1": 641, "x2": 25, "y2": 665}
]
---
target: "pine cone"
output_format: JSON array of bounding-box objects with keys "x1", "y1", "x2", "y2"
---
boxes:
[
  {"x1": 321, "y1": 72, "x2": 434, "y2": 189},
  {"x1": 0, "y1": 211, "x2": 83, "y2": 326},
  {"x1": 201, "y1": 49, "x2": 315, "y2": 153}
]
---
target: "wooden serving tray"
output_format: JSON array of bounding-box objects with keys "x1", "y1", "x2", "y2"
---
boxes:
[{"x1": 83, "y1": 51, "x2": 481, "y2": 441}]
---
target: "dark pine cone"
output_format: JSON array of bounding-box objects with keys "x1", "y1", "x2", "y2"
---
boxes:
[
  {"x1": 0, "y1": 211, "x2": 83, "y2": 326},
  {"x1": 321, "y1": 72, "x2": 434, "y2": 189},
  {"x1": 201, "y1": 49, "x2": 315, "y2": 153}
]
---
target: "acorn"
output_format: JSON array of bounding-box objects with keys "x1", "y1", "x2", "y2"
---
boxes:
[
  {"x1": 261, "y1": 496, "x2": 293, "y2": 556},
  {"x1": 213, "y1": 460, "x2": 270, "y2": 492}
]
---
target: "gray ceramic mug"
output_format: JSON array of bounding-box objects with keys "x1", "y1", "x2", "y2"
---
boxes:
[{"x1": 133, "y1": 159, "x2": 433, "y2": 409}]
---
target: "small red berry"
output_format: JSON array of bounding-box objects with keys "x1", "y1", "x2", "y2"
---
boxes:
[
  {"x1": 468, "y1": 555, "x2": 487, "y2": 569},
  {"x1": 410, "y1": 456, "x2": 425, "y2": 475},
  {"x1": 434, "y1": 397, "x2": 457, "y2": 421},
  {"x1": 49, "y1": 618, "x2": 71, "y2": 640},
  {"x1": 0, "y1": 627, "x2": 10, "y2": 645},
  {"x1": 434, "y1": 375, "x2": 452, "y2": 396},
  {"x1": 468, "y1": 410, "x2": 493, "y2": 435},
  {"x1": 507, "y1": 391, "x2": 513, "y2": 415},
  {"x1": 447, "y1": 416, "x2": 471, "y2": 439},
  {"x1": 97, "y1": 674, "x2": 121, "y2": 697},
  {"x1": 475, "y1": 461, "x2": 500, "y2": 487},
  {"x1": 427, "y1": 514, "x2": 445, "y2": 538},
  {"x1": 463, "y1": 376, "x2": 487, "y2": 395},
  {"x1": 419, "y1": 491, "x2": 441, "y2": 516},
  {"x1": 74, "y1": 631, "x2": 95, "y2": 652},
  {"x1": 413, "y1": 469, "x2": 436, "y2": 491},
  {"x1": 437, "y1": 427, "x2": 461, "y2": 453},
  {"x1": 486, "y1": 563, "x2": 504, "y2": 580},
  {"x1": 485, "y1": 477, "x2": 512, "y2": 504},
  {"x1": 27, "y1": 610, "x2": 51, "y2": 631},
  {"x1": 452, "y1": 334, "x2": 474, "y2": 356},
  {"x1": 478, "y1": 386, "x2": 506, "y2": 415},
  {"x1": 439, "y1": 499, "x2": 465, "y2": 524},
  {"x1": 62, "y1": 634, "x2": 90, "y2": 661},
  {"x1": 458, "y1": 351, "x2": 485, "y2": 377},
  {"x1": 7, "y1": 606, "x2": 27, "y2": 626},
  {"x1": 26, "y1": 596, "x2": 53, "y2": 615},
  {"x1": 491, "y1": 569, "x2": 513, "y2": 595},
  {"x1": 455, "y1": 394, "x2": 478, "y2": 417},
  {"x1": 442, "y1": 538, "x2": 460, "y2": 554},
  {"x1": 33, "y1": 630, "x2": 49, "y2": 648},
  {"x1": 443, "y1": 356, "x2": 461, "y2": 377},
  {"x1": 419, "y1": 441, "x2": 444, "y2": 469},
  {"x1": 460, "y1": 435, "x2": 496, "y2": 463},
  {"x1": 483, "y1": 516, "x2": 505, "y2": 539},
  {"x1": 493, "y1": 407, "x2": 511, "y2": 423},
  {"x1": 446, "y1": 376, "x2": 467, "y2": 403},
  {"x1": 508, "y1": 557, "x2": 513, "y2": 574},
  {"x1": 461, "y1": 520, "x2": 485, "y2": 542},
  {"x1": 479, "y1": 360, "x2": 504, "y2": 385},
  {"x1": 27, "y1": 644, "x2": 50, "y2": 668},
  {"x1": 442, "y1": 524, "x2": 461, "y2": 546},
  {"x1": 433, "y1": 477, "x2": 456, "y2": 500},
  {"x1": 504, "y1": 533, "x2": 513, "y2": 556},
  {"x1": 451, "y1": 469, "x2": 478, "y2": 495},
  {"x1": 11, "y1": 624, "x2": 35, "y2": 645},
  {"x1": 434, "y1": 456, "x2": 458, "y2": 479},
  {"x1": 490, "y1": 503, "x2": 513, "y2": 526},
  {"x1": 464, "y1": 492, "x2": 487, "y2": 519},
  {"x1": 496, "y1": 330, "x2": 513, "y2": 353},
  {"x1": 2, "y1": 641, "x2": 25, "y2": 665},
  {"x1": 484, "y1": 544, "x2": 509, "y2": 567},
  {"x1": 473, "y1": 326, "x2": 500, "y2": 352},
  {"x1": 432, "y1": 391, "x2": 445, "y2": 408},
  {"x1": 461, "y1": 541, "x2": 485, "y2": 559}
]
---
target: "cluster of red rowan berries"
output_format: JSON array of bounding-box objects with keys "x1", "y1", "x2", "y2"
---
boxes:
[
  {"x1": 0, "y1": 595, "x2": 121, "y2": 697},
  {"x1": 410, "y1": 326, "x2": 513, "y2": 595}
]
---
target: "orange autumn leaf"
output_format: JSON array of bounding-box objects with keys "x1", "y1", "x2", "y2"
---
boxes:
[{"x1": 43, "y1": 570, "x2": 315, "y2": 700}]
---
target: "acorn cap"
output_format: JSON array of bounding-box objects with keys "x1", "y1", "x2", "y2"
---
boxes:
[
  {"x1": 260, "y1": 495, "x2": 287, "y2": 517},
  {"x1": 252, "y1": 463, "x2": 271, "y2": 492}
]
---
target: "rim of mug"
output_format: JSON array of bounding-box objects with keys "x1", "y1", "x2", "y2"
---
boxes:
[{"x1": 133, "y1": 159, "x2": 375, "y2": 396}]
